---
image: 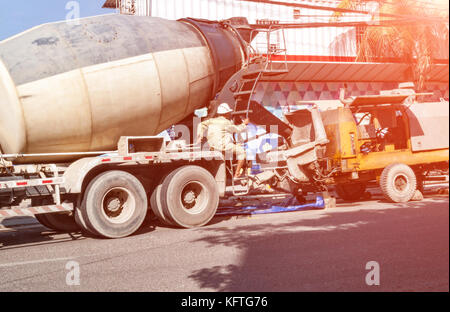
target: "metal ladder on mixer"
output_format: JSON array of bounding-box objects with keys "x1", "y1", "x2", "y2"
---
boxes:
[{"x1": 229, "y1": 25, "x2": 289, "y2": 196}]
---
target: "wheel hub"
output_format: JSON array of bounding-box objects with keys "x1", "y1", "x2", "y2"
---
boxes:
[
  {"x1": 180, "y1": 181, "x2": 207, "y2": 213},
  {"x1": 394, "y1": 175, "x2": 408, "y2": 192},
  {"x1": 105, "y1": 197, "x2": 122, "y2": 213},
  {"x1": 101, "y1": 188, "x2": 135, "y2": 223},
  {"x1": 183, "y1": 190, "x2": 196, "y2": 205}
]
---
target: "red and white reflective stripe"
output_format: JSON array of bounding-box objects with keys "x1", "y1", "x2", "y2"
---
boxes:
[
  {"x1": 97, "y1": 151, "x2": 222, "y2": 163},
  {"x1": 0, "y1": 177, "x2": 65, "y2": 190},
  {"x1": 0, "y1": 203, "x2": 74, "y2": 217},
  {"x1": 99, "y1": 154, "x2": 156, "y2": 163}
]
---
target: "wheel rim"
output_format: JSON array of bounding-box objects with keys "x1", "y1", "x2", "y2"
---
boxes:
[
  {"x1": 393, "y1": 173, "x2": 409, "y2": 193},
  {"x1": 101, "y1": 187, "x2": 136, "y2": 224},
  {"x1": 179, "y1": 181, "x2": 207, "y2": 214}
]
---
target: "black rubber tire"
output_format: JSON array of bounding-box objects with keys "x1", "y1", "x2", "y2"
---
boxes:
[
  {"x1": 160, "y1": 165, "x2": 219, "y2": 228},
  {"x1": 35, "y1": 214, "x2": 56, "y2": 229},
  {"x1": 380, "y1": 163, "x2": 417, "y2": 203},
  {"x1": 150, "y1": 180, "x2": 174, "y2": 226},
  {"x1": 32, "y1": 198, "x2": 79, "y2": 232},
  {"x1": 41, "y1": 213, "x2": 80, "y2": 232},
  {"x1": 74, "y1": 196, "x2": 97, "y2": 236},
  {"x1": 32, "y1": 198, "x2": 55, "y2": 229},
  {"x1": 80, "y1": 170, "x2": 148, "y2": 239},
  {"x1": 335, "y1": 183, "x2": 367, "y2": 201}
]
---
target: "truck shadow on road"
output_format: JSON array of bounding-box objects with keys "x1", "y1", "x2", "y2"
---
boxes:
[
  {"x1": 188, "y1": 196, "x2": 449, "y2": 292},
  {"x1": 0, "y1": 218, "x2": 160, "y2": 250},
  {"x1": 0, "y1": 225, "x2": 86, "y2": 251}
]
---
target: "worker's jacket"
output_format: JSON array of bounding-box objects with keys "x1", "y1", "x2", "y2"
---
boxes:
[{"x1": 197, "y1": 116, "x2": 246, "y2": 151}]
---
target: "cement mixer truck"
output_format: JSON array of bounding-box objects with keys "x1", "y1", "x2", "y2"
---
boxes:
[
  {"x1": 0, "y1": 14, "x2": 250, "y2": 237},
  {"x1": 1, "y1": 15, "x2": 448, "y2": 239},
  {"x1": 0, "y1": 14, "x2": 291, "y2": 238}
]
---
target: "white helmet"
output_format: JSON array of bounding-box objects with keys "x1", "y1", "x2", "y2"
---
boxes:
[{"x1": 217, "y1": 103, "x2": 233, "y2": 115}]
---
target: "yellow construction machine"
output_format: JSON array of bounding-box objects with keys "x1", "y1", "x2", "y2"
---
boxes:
[
  {"x1": 259, "y1": 89, "x2": 448, "y2": 203},
  {"x1": 318, "y1": 93, "x2": 448, "y2": 202}
]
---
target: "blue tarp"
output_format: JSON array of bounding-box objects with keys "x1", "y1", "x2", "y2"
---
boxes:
[{"x1": 216, "y1": 196, "x2": 325, "y2": 216}]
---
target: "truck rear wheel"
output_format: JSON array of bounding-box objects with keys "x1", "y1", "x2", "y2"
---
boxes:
[
  {"x1": 33, "y1": 198, "x2": 80, "y2": 232},
  {"x1": 150, "y1": 178, "x2": 174, "y2": 226},
  {"x1": 74, "y1": 200, "x2": 97, "y2": 236},
  {"x1": 380, "y1": 163, "x2": 417, "y2": 203},
  {"x1": 80, "y1": 170, "x2": 148, "y2": 238},
  {"x1": 35, "y1": 213, "x2": 55, "y2": 229},
  {"x1": 160, "y1": 165, "x2": 219, "y2": 228},
  {"x1": 39, "y1": 213, "x2": 80, "y2": 233},
  {"x1": 335, "y1": 183, "x2": 366, "y2": 201}
]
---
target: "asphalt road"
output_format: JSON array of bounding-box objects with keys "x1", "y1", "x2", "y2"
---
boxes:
[{"x1": 0, "y1": 186, "x2": 448, "y2": 292}]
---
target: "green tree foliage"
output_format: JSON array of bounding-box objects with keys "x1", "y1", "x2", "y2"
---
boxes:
[{"x1": 333, "y1": 0, "x2": 449, "y2": 89}]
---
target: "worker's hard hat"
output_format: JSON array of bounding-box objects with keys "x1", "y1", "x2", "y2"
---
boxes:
[{"x1": 217, "y1": 103, "x2": 233, "y2": 115}]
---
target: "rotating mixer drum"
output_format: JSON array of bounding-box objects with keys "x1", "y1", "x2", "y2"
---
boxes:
[{"x1": 0, "y1": 15, "x2": 247, "y2": 163}]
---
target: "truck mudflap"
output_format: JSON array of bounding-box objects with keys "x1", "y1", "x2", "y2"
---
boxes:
[{"x1": 0, "y1": 202, "x2": 73, "y2": 217}]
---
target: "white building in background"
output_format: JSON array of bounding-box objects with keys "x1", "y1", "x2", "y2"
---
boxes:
[
  {"x1": 103, "y1": 0, "x2": 378, "y2": 59},
  {"x1": 102, "y1": 0, "x2": 449, "y2": 105}
]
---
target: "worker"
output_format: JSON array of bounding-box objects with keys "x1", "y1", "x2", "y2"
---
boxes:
[{"x1": 196, "y1": 103, "x2": 249, "y2": 178}]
